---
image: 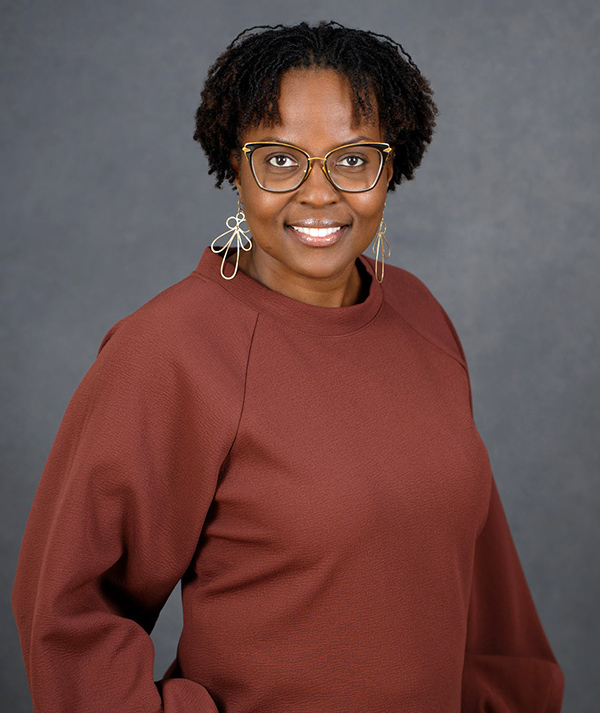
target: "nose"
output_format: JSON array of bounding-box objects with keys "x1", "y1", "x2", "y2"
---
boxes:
[{"x1": 295, "y1": 159, "x2": 339, "y2": 206}]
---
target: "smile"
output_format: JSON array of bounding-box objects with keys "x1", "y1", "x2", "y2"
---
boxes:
[
  {"x1": 290, "y1": 226, "x2": 341, "y2": 237},
  {"x1": 287, "y1": 224, "x2": 347, "y2": 247}
]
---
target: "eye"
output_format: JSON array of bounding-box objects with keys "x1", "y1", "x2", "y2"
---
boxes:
[
  {"x1": 266, "y1": 153, "x2": 299, "y2": 168},
  {"x1": 336, "y1": 154, "x2": 367, "y2": 168}
]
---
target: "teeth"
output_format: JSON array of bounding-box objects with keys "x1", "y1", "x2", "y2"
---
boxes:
[{"x1": 292, "y1": 226, "x2": 341, "y2": 237}]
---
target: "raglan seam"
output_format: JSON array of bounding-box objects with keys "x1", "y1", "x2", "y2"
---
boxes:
[
  {"x1": 386, "y1": 300, "x2": 470, "y2": 375},
  {"x1": 214, "y1": 310, "x2": 260, "y2": 489}
]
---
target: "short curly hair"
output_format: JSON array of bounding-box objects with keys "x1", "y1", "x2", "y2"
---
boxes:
[{"x1": 194, "y1": 21, "x2": 438, "y2": 192}]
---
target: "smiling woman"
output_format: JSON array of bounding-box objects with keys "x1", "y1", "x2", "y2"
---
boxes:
[
  {"x1": 12, "y1": 20, "x2": 565, "y2": 713},
  {"x1": 228, "y1": 68, "x2": 394, "y2": 306}
]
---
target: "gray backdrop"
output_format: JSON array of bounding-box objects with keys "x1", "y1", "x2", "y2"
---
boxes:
[{"x1": 2, "y1": 1, "x2": 598, "y2": 711}]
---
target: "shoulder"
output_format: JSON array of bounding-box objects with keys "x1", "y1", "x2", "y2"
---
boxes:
[
  {"x1": 366, "y1": 256, "x2": 468, "y2": 370},
  {"x1": 96, "y1": 271, "x2": 259, "y2": 372}
]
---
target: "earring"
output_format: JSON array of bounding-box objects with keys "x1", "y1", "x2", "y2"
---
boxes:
[
  {"x1": 371, "y1": 212, "x2": 391, "y2": 283},
  {"x1": 211, "y1": 199, "x2": 253, "y2": 280}
]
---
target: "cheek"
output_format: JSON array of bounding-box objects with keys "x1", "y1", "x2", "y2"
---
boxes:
[
  {"x1": 240, "y1": 186, "x2": 290, "y2": 242},
  {"x1": 239, "y1": 171, "x2": 270, "y2": 215},
  {"x1": 246, "y1": 192, "x2": 286, "y2": 220},
  {"x1": 351, "y1": 190, "x2": 387, "y2": 223}
]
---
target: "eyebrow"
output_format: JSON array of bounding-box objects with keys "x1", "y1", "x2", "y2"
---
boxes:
[{"x1": 252, "y1": 135, "x2": 380, "y2": 147}]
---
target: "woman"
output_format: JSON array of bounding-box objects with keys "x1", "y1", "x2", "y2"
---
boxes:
[{"x1": 12, "y1": 21, "x2": 564, "y2": 713}]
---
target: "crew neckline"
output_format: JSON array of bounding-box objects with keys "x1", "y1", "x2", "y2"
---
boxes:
[{"x1": 193, "y1": 246, "x2": 384, "y2": 336}]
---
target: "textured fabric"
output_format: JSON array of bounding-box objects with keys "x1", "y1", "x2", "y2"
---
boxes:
[{"x1": 12, "y1": 246, "x2": 564, "y2": 713}]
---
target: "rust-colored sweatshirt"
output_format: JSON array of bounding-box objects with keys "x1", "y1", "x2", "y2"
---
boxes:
[{"x1": 12, "y1": 247, "x2": 564, "y2": 712}]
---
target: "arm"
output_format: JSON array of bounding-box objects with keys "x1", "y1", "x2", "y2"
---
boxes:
[
  {"x1": 12, "y1": 321, "x2": 227, "y2": 713},
  {"x1": 434, "y1": 304, "x2": 565, "y2": 710},
  {"x1": 461, "y1": 477, "x2": 565, "y2": 712}
]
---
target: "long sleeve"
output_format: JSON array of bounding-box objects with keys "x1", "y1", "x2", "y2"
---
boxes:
[
  {"x1": 11, "y1": 292, "x2": 252, "y2": 713},
  {"x1": 461, "y1": 476, "x2": 565, "y2": 712}
]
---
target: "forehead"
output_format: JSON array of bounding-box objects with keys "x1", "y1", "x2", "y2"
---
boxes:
[{"x1": 244, "y1": 67, "x2": 382, "y2": 148}]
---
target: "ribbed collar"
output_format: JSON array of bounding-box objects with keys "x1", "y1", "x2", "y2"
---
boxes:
[{"x1": 193, "y1": 247, "x2": 384, "y2": 336}]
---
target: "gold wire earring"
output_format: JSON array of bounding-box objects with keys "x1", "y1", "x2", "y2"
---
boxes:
[
  {"x1": 211, "y1": 199, "x2": 253, "y2": 280},
  {"x1": 372, "y1": 211, "x2": 391, "y2": 283}
]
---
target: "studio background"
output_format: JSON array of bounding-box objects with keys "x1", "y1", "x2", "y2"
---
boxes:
[{"x1": 1, "y1": 1, "x2": 598, "y2": 711}]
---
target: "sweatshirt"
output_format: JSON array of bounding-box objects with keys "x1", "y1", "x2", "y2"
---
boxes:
[{"x1": 12, "y1": 246, "x2": 565, "y2": 713}]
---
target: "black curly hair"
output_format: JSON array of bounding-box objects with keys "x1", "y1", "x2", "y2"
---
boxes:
[{"x1": 194, "y1": 21, "x2": 438, "y2": 192}]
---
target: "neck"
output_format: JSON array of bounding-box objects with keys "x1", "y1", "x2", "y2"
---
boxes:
[{"x1": 227, "y1": 249, "x2": 366, "y2": 308}]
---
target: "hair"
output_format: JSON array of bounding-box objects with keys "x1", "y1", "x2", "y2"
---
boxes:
[{"x1": 194, "y1": 21, "x2": 438, "y2": 192}]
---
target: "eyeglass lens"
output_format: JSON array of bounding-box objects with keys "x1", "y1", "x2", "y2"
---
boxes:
[{"x1": 249, "y1": 145, "x2": 385, "y2": 192}]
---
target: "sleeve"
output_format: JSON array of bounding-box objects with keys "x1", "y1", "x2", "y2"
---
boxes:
[
  {"x1": 461, "y1": 476, "x2": 565, "y2": 712},
  {"x1": 11, "y1": 321, "x2": 225, "y2": 713},
  {"x1": 433, "y1": 304, "x2": 565, "y2": 710}
]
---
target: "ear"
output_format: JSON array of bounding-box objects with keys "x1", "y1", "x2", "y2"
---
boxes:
[
  {"x1": 230, "y1": 148, "x2": 243, "y2": 198},
  {"x1": 385, "y1": 149, "x2": 395, "y2": 185}
]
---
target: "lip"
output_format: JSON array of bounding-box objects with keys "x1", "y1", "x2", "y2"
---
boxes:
[{"x1": 287, "y1": 224, "x2": 347, "y2": 247}]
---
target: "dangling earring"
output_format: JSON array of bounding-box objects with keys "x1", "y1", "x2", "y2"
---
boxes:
[
  {"x1": 371, "y1": 210, "x2": 391, "y2": 283},
  {"x1": 211, "y1": 199, "x2": 253, "y2": 280}
]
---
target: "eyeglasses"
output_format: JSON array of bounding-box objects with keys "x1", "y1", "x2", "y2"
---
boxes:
[{"x1": 241, "y1": 141, "x2": 393, "y2": 193}]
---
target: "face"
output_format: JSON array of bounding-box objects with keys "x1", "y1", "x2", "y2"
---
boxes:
[{"x1": 230, "y1": 68, "x2": 393, "y2": 305}]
